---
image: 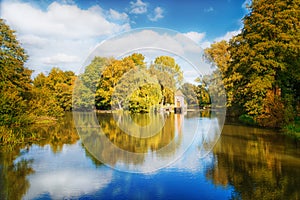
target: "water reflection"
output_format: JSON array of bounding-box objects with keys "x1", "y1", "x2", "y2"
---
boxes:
[
  {"x1": 20, "y1": 143, "x2": 112, "y2": 200},
  {"x1": 1, "y1": 111, "x2": 299, "y2": 199},
  {"x1": 74, "y1": 111, "x2": 222, "y2": 172},
  {"x1": 98, "y1": 113, "x2": 176, "y2": 153},
  {"x1": 0, "y1": 155, "x2": 33, "y2": 200},
  {"x1": 206, "y1": 124, "x2": 300, "y2": 200},
  {"x1": 0, "y1": 113, "x2": 79, "y2": 200},
  {"x1": 75, "y1": 112, "x2": 191, "y2": 172}
]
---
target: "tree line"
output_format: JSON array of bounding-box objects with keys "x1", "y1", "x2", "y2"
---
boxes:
[
  {"x1": 0, "y1": 17, "x2": 208, "y2": 130},
  {"x1": 1, "y1": 0, "x2": 299, "y2": 131},
  {"x1": 73, "y1": 54, "x2": 210, "y2": 113}
]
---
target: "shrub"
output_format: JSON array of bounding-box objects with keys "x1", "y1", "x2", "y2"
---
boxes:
[{"x1": 238, "y1": 114, "x2": 257, "y2": 126}]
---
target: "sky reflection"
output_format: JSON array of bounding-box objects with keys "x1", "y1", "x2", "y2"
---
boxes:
[{"x1": 18, "y1": 143, "x2": 113, "y2": 199}]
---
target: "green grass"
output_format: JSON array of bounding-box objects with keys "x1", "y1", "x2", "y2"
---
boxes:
[
  {"x1": 238, "y1": 114, "x2": 257, "y2": 126},
  {"x1": 282, "y1": 117, "x2": 300, "y2": 140}
]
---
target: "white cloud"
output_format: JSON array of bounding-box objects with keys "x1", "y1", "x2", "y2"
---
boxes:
[
  {"x1": 130, "y1": 0, "x2": 148, "y2": 14},
  {"x1": 184, "y1": 31, "x2": 206, "y2": 44},
  {"x1": 41, "y1": 53, "x2": 80, "y2": 65},
  {"x1": 184, "y1": 30, "x2": 241, "y2": 50},
  {"x1": 1, "y1": 2, "x2": 127, "y2": 39},
  {"x1": 183, "y1": 31, "x2": 211, "y2": 49},
  {"x1": 197, "y1": 29, "x2": 240, "y2": 50},
  {"x1": 17, "y1": 143, "x2": 113, "y2": 200},
  {"x1": 89, "y1": 30, "x2": 186, "y2": 59},
  {"x1": 18, "y1": 34, "x2": 48, "y2": 49},
  {"x1": 214, "y1": 29, "x2": 241, "y2": 42},
  {"x1": 109, "y1": 9, "x2": 129, "y2": 22},
  {"x1": 183, "y1": 69, "x2": 199, "y2": 83},
  {"x1": 199, "y1": 41, "x2": 211, "y2": 49},
  {"x1": 24, "y1": 169, "x2": 113, "y2": 199},
  {"x1": 148, "y1": 6, "x2": 164, "y2": 21},
  {"x1": 129, "y1": 1, "x2": 164, "y2": 22},
  {"x1": 85, "y1": 29, "x2": 213, "y2": 77},
  {"x1": 0, "y1": 1, "x2": 131, "y2": 75}
]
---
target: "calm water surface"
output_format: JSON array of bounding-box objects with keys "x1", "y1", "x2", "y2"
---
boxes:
[{"x1": 0, "y1": 112, "x2": 299, "y2": 200}]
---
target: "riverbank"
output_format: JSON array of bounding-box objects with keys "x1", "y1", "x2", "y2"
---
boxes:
[
  {"x1": 226, "y1": 114, "x2": 300, "y2": 141},
  {"x1": 282, "y1": 117, "x2": 300, "y2": 140}
]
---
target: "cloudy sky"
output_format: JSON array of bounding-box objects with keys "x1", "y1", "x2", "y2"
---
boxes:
[{"x1": 0, "y1": 0, "x2": 248, "y2": 76}]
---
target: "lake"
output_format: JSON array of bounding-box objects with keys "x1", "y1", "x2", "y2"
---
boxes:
[{"x1": 1, "y1": 111, "x2": 299, "y2": 200}]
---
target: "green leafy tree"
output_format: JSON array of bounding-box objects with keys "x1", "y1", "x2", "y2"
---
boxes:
[
  {"x1": 73, "y1": 57, "x2": 110, "y2": 110},
  {"x1": 180, "y1": 83, "x2": 198, "y2": 106},
  {"x1": 80, "y1": 57, "x2": 110, "y2": 92},
  {"x1": 128, "y1": 83, "x2": 162, "y2": 113},
  {"x1": 205, "y1": 41, "x2": 233, "y2": 107},
  {"x1": 112, "y1": 68, "x2": 162, "y2": 113},
  {"x1": 46, "y1": 68, "x2": 76, "y2": 111},
  {"x1": 194, "y1": 77, "x2": 211, "y2": 107},
  {"x1": 29, "y1": 86, "x2": 64, "y2": 118},
  {"x1": 149, "y1": 56, "x2": 183, "y2": 105},
  {"x1": 74, "y1": 54, "x2": 146, "y2": 111}
]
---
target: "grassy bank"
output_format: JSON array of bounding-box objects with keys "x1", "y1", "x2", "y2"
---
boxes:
[
  {"x1": 229, "y1": 114, "x2": 300, "y2": 141},
  {"x1": 0, "y1": 126, "x2": 42, "y2": 145},
  {"x1": 282, "y1": 117, "x2": 300, "y2": 140},
  {"x1": 0, "y1": 116, "x2": 59, "y2": 146}
]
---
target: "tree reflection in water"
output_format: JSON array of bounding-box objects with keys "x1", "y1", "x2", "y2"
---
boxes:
[
  {"x1": 206, "y1": 125, "x2": 300, "y2": 200},
  {"x1": 2, "y1": 111, "x2": 299, "y2": 199},
  {"x1": 76, "y1": 110, "x2": 223, "y2": 172},
  {"x1": 77, "y1": 112, "x2": 187, "y2": 171},
  {"x1": 0, "y1": 150, "x2": 34, "y2": 200},
  {"x1": 0, "y1": 113, "x2": 79, "y2": 200}
]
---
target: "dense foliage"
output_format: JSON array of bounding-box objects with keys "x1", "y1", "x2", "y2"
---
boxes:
[
  {"x1": 0, "y1": 19, "x2": 77, "y2": 129},
  {"x1": 32, "y1": 68, "x2": 76, "y2": 117},
  {"x1": 180, "y1": 82, "x2": 210, "y2": 108},
  {"x1": 149, "y1": 56, "x2": 183, "y2": 105},
  {"x1": 74, "y1": 54, "x2": 184, "y2": 113},
  {"x1": 205, "y1": 0, "x2": 300, "y2": 128},
  {"x1": 0, "y1": 19, "x2": 33, "y2": 126}
]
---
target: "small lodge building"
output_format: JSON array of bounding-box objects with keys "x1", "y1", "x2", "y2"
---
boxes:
[{"x1": 174, "y1": 90, "x2": 186, "y2": 114}]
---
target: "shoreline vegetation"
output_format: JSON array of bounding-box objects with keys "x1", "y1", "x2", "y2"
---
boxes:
[
  {"x1": 282, "y1": 117, "x2": 300, "y2": 140},
  {"x1": 1, "y1": 0, "x2": 300, "y2": 146}
]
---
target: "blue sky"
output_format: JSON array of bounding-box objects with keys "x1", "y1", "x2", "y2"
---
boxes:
[{"x1": 0, "y1": 0, "x2": 248, "y2": 78}]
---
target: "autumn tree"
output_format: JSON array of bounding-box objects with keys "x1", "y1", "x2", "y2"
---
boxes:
[
  {"x1": 32, "y1": 68, "x2": 76, "y2": 117},
  {"x1": 224, "y1": 0, "x2": 300, "y2": 126},
  {"x1": 73, "y1": 54, "x2": 147, "y2": 111},
  {"x1": 0, "y1": 19, "x2": 33, "y2": 126},
  {"x1": 126, "y1": 53, "x2": 146, "y2": 68},
  {"x1": 75, "y1": 54, "x2": 182, "y2": 112},
  {"x1": 95, "y1": 56, "x2": 137, "y2": 109}
]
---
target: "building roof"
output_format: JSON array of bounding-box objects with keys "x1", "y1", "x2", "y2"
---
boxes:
[{"x1": 175, "y1": 90, "x2": 184, "y2": 97}]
